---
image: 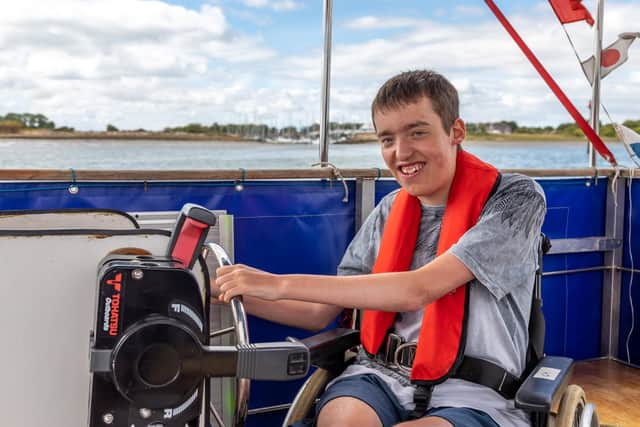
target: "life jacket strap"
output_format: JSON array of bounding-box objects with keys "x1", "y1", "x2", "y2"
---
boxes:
[
  {"x1": 371, "y1": 333, "x2": 416, "y2": 373},
  {"x1": 370, "y1": 334, "x2": 522, "y2": 400},
  {"x1": 454, "y1": 356, "x2": 522, "y2": 400},
  {"x1": 408, "y1": 385, "x2": 432, "y2": 419}
]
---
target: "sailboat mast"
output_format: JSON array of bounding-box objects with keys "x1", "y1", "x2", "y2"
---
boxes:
[
  {"x1": 319, "y1": 0, "x2": 333, "y2": 164},
  {"x1": 588, "y1": 0, "x2": 605, "y2": 167}
]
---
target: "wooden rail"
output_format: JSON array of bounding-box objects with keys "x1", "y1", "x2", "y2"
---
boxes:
[{"x1": 0, "y1": 168, "x2": 634, "y2": 181}]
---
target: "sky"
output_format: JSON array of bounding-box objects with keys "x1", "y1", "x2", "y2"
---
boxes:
[{"x1": 0, "y1": 0, "x2": 638, "y2": 131}]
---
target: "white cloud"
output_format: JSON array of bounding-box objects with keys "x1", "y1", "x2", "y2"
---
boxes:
[
  {"x1": 285, "y1": 3, "x2": 640, "y2": 127},
  {"x1": 454, "y1": 5, "x2": 486, "y2": 17},
  {"x1": 272, "y1": 0, "x2": 302, "y2": 11},
  {"x1": 0, "y1": 0, "x2": 638, "y2": 131},
  {"x1": 344, "y1": 16, "x2": 422, "y2": 31},
  {"x1": 0, "y1": 0, "x2": 278, "y2": 129},
  {"x1": 241, "y1": 0, "x2": 302, "y2": 12}
]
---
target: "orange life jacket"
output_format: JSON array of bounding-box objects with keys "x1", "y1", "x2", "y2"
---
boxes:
[{"x1": 360, "y1": 149, "x2": 500, "y2": 385}]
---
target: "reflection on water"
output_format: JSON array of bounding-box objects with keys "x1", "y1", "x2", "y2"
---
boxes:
[{"x1": 0, "y1": 139, "x2": 634, "y2": 170}]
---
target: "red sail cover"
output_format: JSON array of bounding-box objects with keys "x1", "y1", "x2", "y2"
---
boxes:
[
  {"x1": 485, "y1": 0, "x2": 618, "y2": 166},
  {"x1": 549, "y1": 0, "x2": 594, "y2": 26},
  {"x1": 360, "y1": 150, "x2": 499, "y2": 383}
]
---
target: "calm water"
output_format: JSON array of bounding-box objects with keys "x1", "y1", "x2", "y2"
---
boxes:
[{"x1": 0, "y1": 138, "x2": 635, "y2": 170}]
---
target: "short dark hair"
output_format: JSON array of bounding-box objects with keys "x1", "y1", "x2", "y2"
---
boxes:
[{"x1": 371, "y1": 70, "x2": 459, "y2": 133}]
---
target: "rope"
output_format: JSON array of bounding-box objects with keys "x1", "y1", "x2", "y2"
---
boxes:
[
  {"x1": 611, "y1": 167, "x2": 621, "y2": 209},
  {"x1": 561, "y1": 24, "x2": 589, "y2": 81},
  {"x1": 612, "y1": 165, "x2": 637, "y2": 363},
  {"x1": 311, "y1": 162, "x2": 349, "y2": 203},
  {"x1": 626, "y1": 168, "x2": 636, "y2": 363}
]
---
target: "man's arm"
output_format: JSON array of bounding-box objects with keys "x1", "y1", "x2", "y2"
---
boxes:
[
  {"x1": 226, "y1": 295, "x2": 343, "y2": 331},
  {"x1": 211, "y1": 270, "x2": 342, "y2": 331},
  {"x1": 215, "y1": 193, "x2": 392, "y2": 330},
  {"x1": 216, "y1": 252, "x2": 474, "y2": 312}
]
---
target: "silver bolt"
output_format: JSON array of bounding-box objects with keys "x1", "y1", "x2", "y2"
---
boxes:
[
  {"x1": 235, "y1": 183, "x2": 244, "y2": 192},
  {"x1": 132, "y1": 269, "x2": 144, "y2": 280},
  {"x1": 102, "y1": 413, "x2": 114, "y2": 424},
  {"x1": 68, "y1": 185, "x2": 79, "y2": 194},
  {"x1": 139, "y1": 408, "x2": 152, "y2": 419}
]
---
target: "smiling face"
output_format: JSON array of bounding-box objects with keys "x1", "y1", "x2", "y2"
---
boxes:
[{"x1": 374, "y1": 96, "x2": 465, "y2": 205}]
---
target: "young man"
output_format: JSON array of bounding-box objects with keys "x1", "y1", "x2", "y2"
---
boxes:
[{"x1": 215, "y1": 70, "x2": 546, "y2": 427}]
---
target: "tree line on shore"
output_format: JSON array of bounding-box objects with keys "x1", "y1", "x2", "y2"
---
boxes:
[
  {"x1": 162, "y1": 122, "x2": 364, "y2": 140},
  {"x1": 1, "y1": 112, "x2": 638, "y2": 140},
  {"x1": 0, "y1": 113, "x2": 74, "y2": 133},
  {"x1": 467, "y1": 120, "x2": 640, "y2": 138}
]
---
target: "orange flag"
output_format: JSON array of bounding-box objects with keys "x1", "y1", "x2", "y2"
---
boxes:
[{"x1": 549, "y1": 0, "x2": 594, "y2": 26}]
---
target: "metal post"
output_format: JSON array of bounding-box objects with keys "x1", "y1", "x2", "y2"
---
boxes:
[
  {"x1": 601, "y1": 176, "x2": 625, "y2": 358},
  {"x1": 355, "y1": 178, "x2": 376, "y2": 230},
  {"x1": 319, "y1": 0, "x2": 333, "y2": 164},
  {"x1": 588, "y1": 0, "x2": 604, "y2": 167}
]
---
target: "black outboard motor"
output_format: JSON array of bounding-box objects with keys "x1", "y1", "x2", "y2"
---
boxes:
[{"x1": 88, "y1": 204, "x2": 310, "y2": 426}]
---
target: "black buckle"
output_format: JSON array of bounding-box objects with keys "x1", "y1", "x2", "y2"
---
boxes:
[
  {"x1": 373, "y1": 334, "x2": 417, "y2": 373},
  {"x1": 376, "y1": 333, "x2": 403, "y2": 365},
  {"x1": 408, "y1": 385, "x2": 432, "y2": 420},
  {"x1": 393, "y1": 342, "x2": 417, "y2": 373}
]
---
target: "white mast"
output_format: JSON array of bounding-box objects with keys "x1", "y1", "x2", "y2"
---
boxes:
[
  {"x1": 588, "y1": 0, "x2": 605, "y2": 167},
  {"x1": 319, "y1": 0, "x2": 333, "y2": 164}
]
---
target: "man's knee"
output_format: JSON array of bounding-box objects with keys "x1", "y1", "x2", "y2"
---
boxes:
[
  {"x1": 394, "y1": 416, "x2": 454, "y2": 427},
  {"x1": 317, "y1": 396, "x2": 383, "y2": 427}
]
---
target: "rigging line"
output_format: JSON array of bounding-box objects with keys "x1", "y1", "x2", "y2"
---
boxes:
[
  {"x1": 561, "y1": 24, "x2": 587, "y2": 78},
  {"x1": 626, "y1": 167, "x2": 636, "y2": 363},
  {"x1": 560, "y1": 21, "x2": 620, "y2": 131},
  {"x1": 484, "y1": 0, "x2": 617, "y2": 165},
  {"x1": 602, "y1": 103, "x2": 615, "y2": 124}
]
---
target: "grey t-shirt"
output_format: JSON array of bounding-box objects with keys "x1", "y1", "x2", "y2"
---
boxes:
[{"x1": 334, "y1": 173, "x2": 546, "y2": 427}]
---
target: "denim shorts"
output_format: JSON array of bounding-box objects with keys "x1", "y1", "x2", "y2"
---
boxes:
[{"x1": 313, "y1": 373, "x2": 499, "y2": 427}]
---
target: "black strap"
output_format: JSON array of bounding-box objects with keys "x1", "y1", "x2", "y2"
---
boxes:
[
  {"x1": 453, "y1": 356, "x2": 521, "y2": 400},
  {"x1": 408, "y1": 385, "x2": 432, "y2": 420},
  {"x1": 370, "y1": 336, "x2": 522, "y2": 400}
]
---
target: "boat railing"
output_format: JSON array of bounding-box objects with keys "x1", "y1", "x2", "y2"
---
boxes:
[
  {"x1": 0, "y1": 167, "x2": 636, "y2": 181},
  {"x1": 1, "y1": 168, "x2": 638, "y2": 374}
]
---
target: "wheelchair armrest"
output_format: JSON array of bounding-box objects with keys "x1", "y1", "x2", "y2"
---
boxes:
[
  {"x1": 298, "y1": 328, "x2": 360, "y2": 371},
  {"x1": 515, "y1": 356, "x2": 573, "y2": 413}
]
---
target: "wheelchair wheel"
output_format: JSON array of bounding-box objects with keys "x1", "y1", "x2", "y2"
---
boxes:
[
  {"x1": 282, "y1": 368, "x2": 337, "y2": 427},
  {"x1": 555, "y1": 384, "x2": 586, "y2": 427}
]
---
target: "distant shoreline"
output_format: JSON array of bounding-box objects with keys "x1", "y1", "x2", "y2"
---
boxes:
[
  {"x1": 0, "y1": 130, "x2": 619, "y2": 143},
  {"x1": 0, "y1": 130, "x2": 252, "y2": 142}
]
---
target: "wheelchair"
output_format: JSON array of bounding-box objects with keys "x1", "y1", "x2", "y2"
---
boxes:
[
  {"x1": 275, "y1": 234, "x2": 601, "y2": 427},
  {"x1": 114, "y1": 226, "x2": 597, "y2": 427}
]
